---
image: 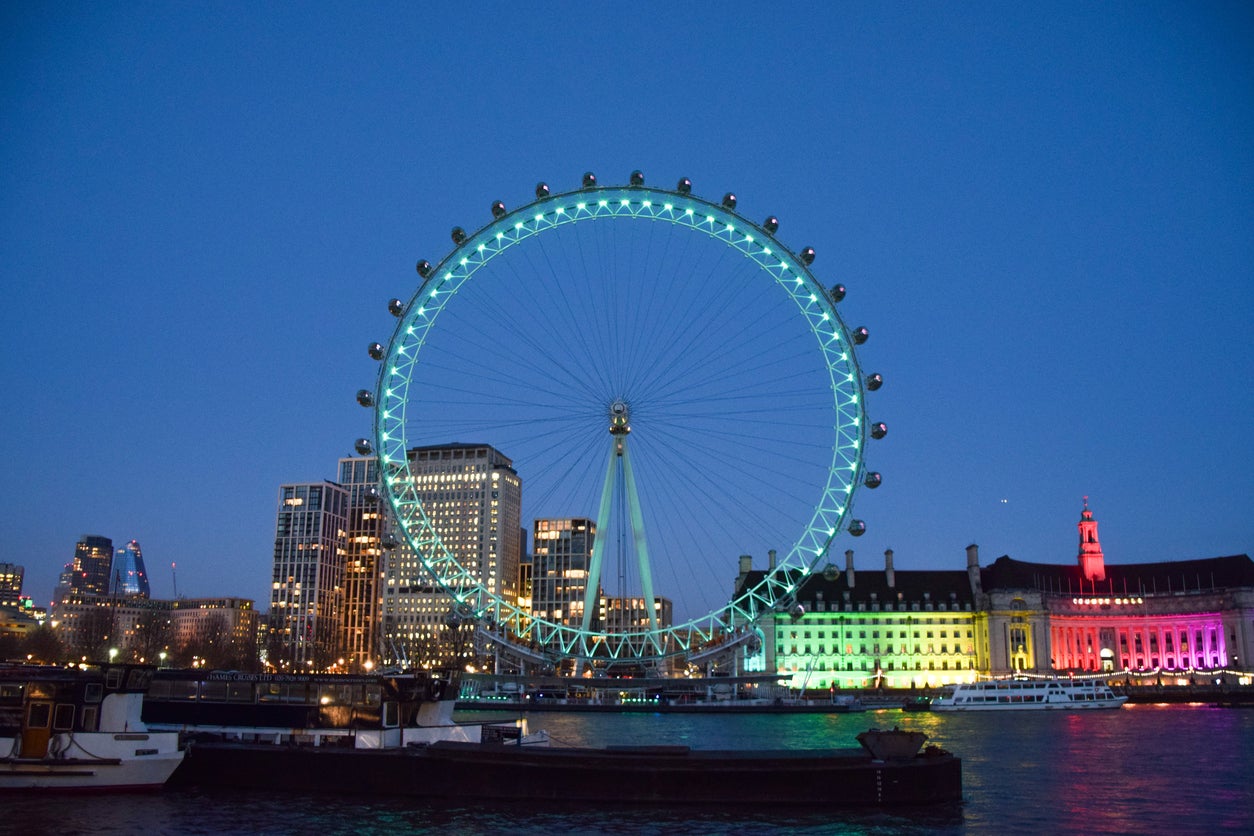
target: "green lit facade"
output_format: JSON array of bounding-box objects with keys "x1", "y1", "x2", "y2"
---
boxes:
[{"x1": 735, "y1": 548, "x2": 985, "y2": 689}]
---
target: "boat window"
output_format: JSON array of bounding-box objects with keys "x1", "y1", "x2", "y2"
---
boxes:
[
  {"x1": 383, "y1": 700, "x2": 399, "y2": 728},
  {"x1": 106, "y1": 669, "x2": 123, "y2": 689},
  {"x1": 258, "y1": 682, "x2": 285, "y2": 702},
  {"x1": 227, "y1": 682, "x2": 253, "y2": 702},
  {"x1": 82, "y1": 682, "x2": 103, "y2": 703},
  {"x1": 202, "y1": 680, "x2": 229, "y2": 701},
  {"x1": 127, "y1": 669, "x2": 151, "y2": 690},
  {"x1": 318, "y1": 684, "x2": 362, "y2": 706},
  {"x1": 80, "y1": 706, "x2": 98, "y2": 731},
  {"x1": 27, "y1": 702, "x2": 51, "y2": 728},
  {"x1": 53, "y1": 703, "x2": 75, "y2": 730},
  {"x1": 166, "y1": 680, "x2": 198, "y2": 701}
]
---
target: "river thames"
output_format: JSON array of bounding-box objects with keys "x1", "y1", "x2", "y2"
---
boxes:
[{"x1": 9, "y1": 704, "x2": 1252, "y2": 835}]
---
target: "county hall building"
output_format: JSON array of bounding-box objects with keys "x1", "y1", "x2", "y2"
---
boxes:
[{"x1": 737, "y1": 500, "x2": 1253, "y2": 688}]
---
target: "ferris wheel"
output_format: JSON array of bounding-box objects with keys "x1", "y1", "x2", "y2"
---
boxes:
[{"x1": 358, "y1": 172, "x2": 885, "y2": 665}]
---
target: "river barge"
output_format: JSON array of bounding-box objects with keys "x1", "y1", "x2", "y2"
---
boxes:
[{"x1": 169, "y1": 729, "x2": 960, "y2": 806}]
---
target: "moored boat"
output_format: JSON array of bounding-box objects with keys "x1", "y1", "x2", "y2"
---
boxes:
[
  {"x1": 930, "y1": 678, "x2": 1127, "y2": 711},
  {"x1": 1, "y1": 663, "x2": 183, "y2": 791},
  {"x1": 169, "y1": 726, "x2": 961, "y2": 806},
  {"x1": 143, "y1": 668, "x2": 542, "y2": 749}
]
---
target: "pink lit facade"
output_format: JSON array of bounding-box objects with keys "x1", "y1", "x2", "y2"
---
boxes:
[
  {"x1": 1049, "y1": 605, "x2": 1228, "y2": 672},
  {"x1": 980, "y1": 501, "x2": 1252, "y2": 675}
]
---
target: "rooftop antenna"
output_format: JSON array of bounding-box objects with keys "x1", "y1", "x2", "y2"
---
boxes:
[{"x1": 170, "y1": 562, "x2": 179, "y2": 599}]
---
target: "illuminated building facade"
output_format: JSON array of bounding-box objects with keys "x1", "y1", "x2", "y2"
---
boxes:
[
  {"x1": 733, "y1": 501, "x2": 1253, "y2": 687},
  {"x1": 531, "y1": 518, "x2": 598, "y2": 629},
  {"x1": 600, "y1": 595, "x2": 674, "y2": 633},
  {"x1": 109, "y1": 540, "x2": 151, "y2": 598},
  {"x1": 269, "y1": 482, "x2": 349, "y2": 669},
  {"x1": 379, "y1": 444, "x2": 521, "y2": 667},
  {"x1": 983, "y1": 500, "x2": 1254, "y2": 675},
  {"x1": 338, "y1": 456, "x2": 384, "y2": 668},
  {"x1": 169, "y1": 597, "x2": 258, "y2": 666},
  {"x1": 735, "y1": 549, "x2": 980, "y2": 689},
  {"x1": 0, "y1": 563, "x2": 22, "y2": 608},
  {"x1": 71, "y1": 535, "x2": 114, "y2": 596}
]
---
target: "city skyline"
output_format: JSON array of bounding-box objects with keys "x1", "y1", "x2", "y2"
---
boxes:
[{"x1": 2, "y1": 5, "x2": 1251, "y2": 611}]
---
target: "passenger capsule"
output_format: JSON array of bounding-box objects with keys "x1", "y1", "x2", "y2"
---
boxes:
[
  {"x1": 630, "y1": 170, "x2": 645, "y2": 186},
  {"x1": 415, "y1": 259, "x2": 433, "y2": 277},
  {"x1": 364, "y1": 486, "x2": 381, "y2": 504},
  {"x1": 866, "y1": 373, "x2": 883, "y2": 391},
  {"x1": 356, "y1": 389, "x2": 375, "y2": 408},
  {"x1": 852, "y1": 326, "x2": 869, "y2": 345},
  {"x1": 451, "y1": 226, "x2": 467, "y2": 245},
  {"x1": 830, "y1": 284, "x2": 846, "y2": 303},
  {"x1": 763, "y1": 216, "x2": 779, "y2": 234},
  {"x1": 582, "y1": 172, "x2": 597, "y2": 188},
  {"x1": 789, "y1": 602, "x2": 806, "y2": 619},
  {"x1": 800, "y1": 247, "x2": 815, "y2": 266},
  {"x1": 722, "y1": 192, "x2": 737, "y2": 211},
  {"x1": 380, "y1": 535, "x2": 398, "y2": 551},
  {"x1": 823, "y1": 565, "x2": 840, "y2": 582},
  {"x1": 367, "y1": 342, "x2": 385, "y2": 361},
  {"x1": 535, "y1": 182, "x2": 550, "y2": 198},
  {"x1": 870, "y1": 422, "x2": 887, "y2": 440},
  {"x1": 490, "y1": 200, "x2": 506, "y2": 219},
  {"x1": 848, "y1": 520, "x2": 867, "y2": 537},
  {"x1": 354, "y1": 438, "x2": 373, "y2": 456},
  {"x1": 864, "y1": 472, "x2": 883, "y2": 489},
  {"x1": 387, "y1": 298, "x2": 405, "y2": 317},
  {"x1": 676, "y1": 177, "x2": 692, "y2": 194}
]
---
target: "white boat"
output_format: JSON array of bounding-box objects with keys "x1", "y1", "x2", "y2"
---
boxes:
[
  {"x1": 930, "y1": 679, "x2": 1128, "y2": 711},
  {"x1": 1, "y1": 663, "x2": 183, "y2": 791},
  {"x1": 142, "y1": 668, "x2": 547, "y2": 750}
]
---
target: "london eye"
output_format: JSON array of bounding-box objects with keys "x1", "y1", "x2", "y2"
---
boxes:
[{"x1": 359, "y1": 172, "x2": 884, "y2": 666}]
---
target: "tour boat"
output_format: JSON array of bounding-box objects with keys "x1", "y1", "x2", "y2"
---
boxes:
[
  {"x1": 929, "y1": 678, "x2": 1127, "y2": 711},
  {"x1": 143, "y1": 668, "x2": 545, "y2": 749},
  {"x1": 1, "y1": 663, "x2": 184, "y2": 791}
]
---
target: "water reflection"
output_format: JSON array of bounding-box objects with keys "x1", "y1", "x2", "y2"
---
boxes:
[{"x1": 7, "y1": 705, "x2": 1251, "y2": 834}]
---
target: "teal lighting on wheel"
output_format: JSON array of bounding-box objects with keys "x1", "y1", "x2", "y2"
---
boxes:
[{"x1": 369, "y1": 178, "x2": 876, "y2": 664}]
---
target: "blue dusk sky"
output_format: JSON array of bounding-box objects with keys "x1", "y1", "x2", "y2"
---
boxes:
[{"x1": 2, "y1": 3, "x2": 1251, "y2": 615}]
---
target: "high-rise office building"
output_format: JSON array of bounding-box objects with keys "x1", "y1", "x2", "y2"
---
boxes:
[
  {"x1": 71, "y1": 535, "x2": 114, "y2": 596},
  {"x1": 0, "y1": 563, "x2": 23, "y2": 608},
  {"x1": 531, "y1": 518, "x2": 599, "y2": 630},
  {"x1": 380, "y1": 443, "x2": 521, "y2": 667},
  {"x1": 600, "y1": 594, "x2": 674, "y2": 633},
  {"x1": 269, "y1": 482, "x2": 349, "y2": 669},
  {"x1": 52, "y1": 562, "x2": 74, "y2": 607},
  {"x1": 110, "y1": 540, "x2": 151, "y2": 598},
  {"x1": 338, "y1": 456, "x2": 384, "y2": 668}
]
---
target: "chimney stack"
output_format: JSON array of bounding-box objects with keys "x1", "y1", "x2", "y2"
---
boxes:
[
  {"x1": 768, "y1": 549, "x2": 777, "y2": 571},
  {"x1": 885, "y1": 549, "x2": 895, "y2": 588},
  {"x1": 966, "y1": 543, "x2": 982, "y2": 596},
  {"x1": 738, "y1": 554, "x2": 752, "y2": 576},
  {"x1": 845, "y1": 549, "x2": 855, "y2": 588}
]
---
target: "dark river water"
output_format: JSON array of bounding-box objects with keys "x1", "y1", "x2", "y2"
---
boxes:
[{"x1": 9, "y1": 704, "x2": 1252, "y2": 835}]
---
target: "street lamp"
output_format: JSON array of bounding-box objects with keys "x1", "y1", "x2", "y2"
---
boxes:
[
  {"x1": 108, "y1": 647, "x2": 118, "y2": 663},
  {"x1": 159, "y1": 651, "x2": 167, "y2": 668}
]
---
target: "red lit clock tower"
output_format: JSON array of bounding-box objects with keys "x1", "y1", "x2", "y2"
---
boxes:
[{"x1": 1077, "y1": 496, "x2": 1107, "y2": 582}]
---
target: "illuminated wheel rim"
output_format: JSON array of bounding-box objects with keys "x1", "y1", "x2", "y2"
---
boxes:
[{"x1": 370, "y1": 176, "x2": 875, "y2": 663}]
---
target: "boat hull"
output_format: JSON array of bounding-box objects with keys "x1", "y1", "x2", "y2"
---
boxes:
[
  {"x1": 169, "y1": 740, "x2": 961, "y2": 806},
  {"x1": 0, "y1": 750, "x2": 183, "y2": 791}
]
